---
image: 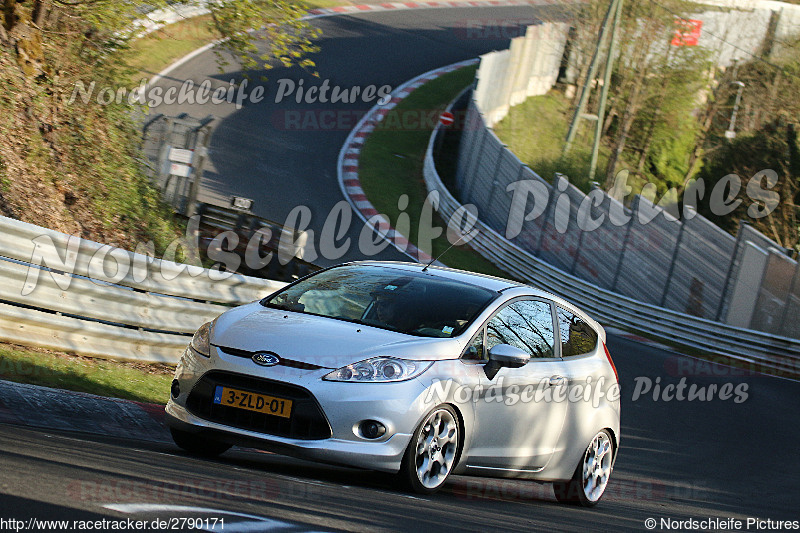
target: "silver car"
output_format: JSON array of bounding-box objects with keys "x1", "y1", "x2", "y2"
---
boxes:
[{"x1": 165, "y1": 261, "x2": 621, "y2": 506}]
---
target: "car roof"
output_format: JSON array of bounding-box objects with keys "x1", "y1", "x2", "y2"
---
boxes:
[{"x1": 347, "y1": 260, "x2": 525, "y2": 293}]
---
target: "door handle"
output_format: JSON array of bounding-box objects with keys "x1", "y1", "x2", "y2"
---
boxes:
[{"x1": 549, "y1": 375, "x2": 567, "y2": 386}]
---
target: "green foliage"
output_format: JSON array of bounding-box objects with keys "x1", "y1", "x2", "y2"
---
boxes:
[
  {"x1": 562, "y1": 0, "x2": 715, "y2": 190},
  {"x1": 633, "y1": 47, "x2": 709, "y2": 188},
  {"x1": 0, "y1": 0, "x2": 187, "y2": 252},
  {"x1": 648, "y1": 118, "x2": 698, "y2": 187},
  {"x1": 0, "y1": 157, "x2": 8, "y2": 193},
  {"x1": 695, "y1": 120, "x2": 798, "y2": 247},
  {"x1": 718, "y1": 38, "x2": 800, "y2": 137},
  {"x1": 1, "y1": 0, "x2": 326, "y2": 253},
  {"x1": 359, "y1": 66, "x2": 514, "y2": 278},
  {"x1": 687, "y1": 38, "x2": 800, "y2": 245},
  {"x1": 207, "y1": 0, "x2": 321, "y2": 76},
  {"x1": 494, "y1": 92, "x2": 610, "y2": 192}
]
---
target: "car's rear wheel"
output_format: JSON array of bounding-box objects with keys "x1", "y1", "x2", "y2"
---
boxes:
[
  {"x1": 554, "y1": 429, "x2": 614, "y2": 507},
  {"x1": 400, "y1": 405, "x2": 461, "y2": 494},
  {"x1": 170, "y1": 427, "x2": 232, "y2": 458}
]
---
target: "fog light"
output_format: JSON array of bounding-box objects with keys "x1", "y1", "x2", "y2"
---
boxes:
[
  {"x1": 171, "y1": 379, "x2": 181, "y2": 399},
  {"x1": 359, "y1": 420, "x2": 386, "y2": 439}
]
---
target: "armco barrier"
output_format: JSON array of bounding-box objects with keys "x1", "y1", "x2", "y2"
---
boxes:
[
  {"x1": 424, "y1": 118, "x2": 800, "y2": 376},
  {"x1": 0, "y1": 302, "x2": 189, "y2": 363},
  {"x1": 0, "y1": 216, "x2": 286, "y2": 363},
  {"x1": 0, "y1": 216, "x2": 281, "y2": 305},
  {"x1": 0, "y1": 260, "x2": 227, "y2": 335}
]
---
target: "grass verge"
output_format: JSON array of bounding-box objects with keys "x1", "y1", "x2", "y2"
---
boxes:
[
  {"x1": 128, "y1": 1, "x2": 362, "y2": 82},
  {"x1": 0, "y1": 342, "x2": 174, "y2": 405},
  {"x1": 493, "y1": 91, "x2": 652, "y2": 195},
  {"x1": 492, "y1": 91, "x2": 611, "y2": 193},
  {"x1": 128, "y1": 15, "x2": 216, "y2": 83},
  {"x1": 357, "y1": 65, "x2": 515, "y2": 279}
]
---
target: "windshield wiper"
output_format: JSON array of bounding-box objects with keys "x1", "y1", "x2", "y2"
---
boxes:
[{"x1": 263, "y1": 300, "x2": 306, "y2": 313}]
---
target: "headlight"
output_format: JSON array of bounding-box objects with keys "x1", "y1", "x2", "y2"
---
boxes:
[
  {"x1": 190, "y1": 321, "x2": 212, "y2": 357},
  {"x1": 323, "y1": 357, "x2": 433, "y2": 383}
]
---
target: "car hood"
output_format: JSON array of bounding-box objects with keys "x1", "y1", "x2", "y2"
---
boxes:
[{"x1": 210, "y1": 302, "x2": 461, "y2": 369}]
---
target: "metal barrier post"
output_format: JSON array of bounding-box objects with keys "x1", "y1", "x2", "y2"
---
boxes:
[
  {"x1": 715, "y1": 219, "x2": 747, "y2": 321},
  {"x1": 535, "y1": 173, "x2": 562, "y2": 256},
  {"x1": 458, "y1": 104, "x2": 483, "y2": 195},
  {"x1": 570, "y1": 226, "x2": 586, "y2": 275},
  {"x1": 660, "y1": 210, "x2": 689, "y2": 308},
  {"x1": 484, "y1": 146, "x2": 507, "y2": 210},
  {"x1": 571, "y1": 183, "x2": 601, "y2": 275},
  {"x1": 185, "y1": 115, "x2": 214, "y2": 218},
  {"x1": 778, "y1": 262, "x2": 800, "y2": 337},
  {"x1": 611, "y1": 195, "x2": 637, "y2": 292},
  {"x1": 463, "y1": 127, "x2": 490, "y2": 204},
  {"x1": 156, "y1": 117, "x2": 174, "y2": 189}
]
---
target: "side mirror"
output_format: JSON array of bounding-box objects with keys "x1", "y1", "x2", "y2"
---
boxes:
[{"x1": 484, "y1": 344, "x2": 530, "y2": 380}]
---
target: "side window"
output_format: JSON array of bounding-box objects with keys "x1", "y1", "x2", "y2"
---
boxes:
[
  {"x1": 557, "y1": 307, "x2": 599, "y2": 357},
  {"x1": 462, "y1": 329, "x2": 486, "y2": 361},
  {"x1": 486, "y1": 299, "x2": 555, "y2": 359}
]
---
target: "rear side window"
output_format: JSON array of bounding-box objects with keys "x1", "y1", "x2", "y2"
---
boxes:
[
  {"x1": 557, "y1": 308, "x2": 598, "y2": 357},
  {"x1": 486, "y1": 299, "x2": 555, "y2": 359}
]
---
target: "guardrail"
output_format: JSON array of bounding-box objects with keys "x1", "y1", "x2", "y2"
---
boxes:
[
  {"x1": 0, "y1": 216, "x2": 286, "y2": 363},
  {"x1": 424, "y1": 115, "x2": 800, "y2": 376}
]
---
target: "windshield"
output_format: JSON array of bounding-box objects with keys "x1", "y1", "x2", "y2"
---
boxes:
[{"x1": 262, "y1": 265, "x2": 498, "y2": 337}]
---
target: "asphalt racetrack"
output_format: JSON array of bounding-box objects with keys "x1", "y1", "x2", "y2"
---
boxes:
[
  {"x1": 1, "y1": 335, "x2": 798, "y2": 532},
  {"x1": 146, "y1": 5, "x2": 571, "y2": 265},
  {"x1": 1, "y1": 5, "x2": 798, "y2": 532}
]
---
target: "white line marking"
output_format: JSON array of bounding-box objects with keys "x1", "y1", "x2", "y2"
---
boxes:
[
  {"x1": 104, "y1": 503, "x2": 268, "y2": 521},
  {"x1": 103, "y1": 504, "x2": 317, "y2": 532}
]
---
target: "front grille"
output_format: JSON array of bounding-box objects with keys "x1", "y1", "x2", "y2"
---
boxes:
[
  {"x1": 186, "y1": 371, "x2": 332, "y2": 440},
  {"x1": 214, "y1": 345, "x2": 326, "y2": 371}
]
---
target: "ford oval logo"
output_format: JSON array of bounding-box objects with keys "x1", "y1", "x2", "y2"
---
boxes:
[{"x1": 252, "y1": 352, "x2": 280, "y2": 367}]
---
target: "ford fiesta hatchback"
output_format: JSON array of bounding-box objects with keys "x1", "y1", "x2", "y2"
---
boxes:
[{"x1": 166, "y1": 261, "x2": 621, "y2": 506}]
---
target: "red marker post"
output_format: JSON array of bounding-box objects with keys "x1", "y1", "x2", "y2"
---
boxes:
[
  {"x1": 435, "y1": 111, "x2": 455, "y2": 157},
  {"x1": 439, "y1": 111, "x2": 455, "y2": 127}
]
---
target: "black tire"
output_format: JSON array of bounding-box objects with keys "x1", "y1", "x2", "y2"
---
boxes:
[
  {"x1": 554, "y1": 429, "x2": 614, "y2": 507},
  {"x1": 170, "y1": 427, "x2": 232, "y2": 458},
  {"x1": 399, "y1": 404, "x2": 461, "y2": 495}
]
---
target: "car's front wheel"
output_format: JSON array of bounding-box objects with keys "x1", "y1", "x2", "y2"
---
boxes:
[
  {"x1": 554, "y1": 429, "x2": 614, "y2": 507},
  {"x1": 170, "y1": 427, "x2": 232, "y2": 458},
  {"x1": 400, "y1": 405, "x2": 461, "y2": 494}
]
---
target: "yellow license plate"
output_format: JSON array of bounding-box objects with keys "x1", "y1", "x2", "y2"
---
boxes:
[{"x1": 213, "y1": 386, "x2": 292, "y2": 418}]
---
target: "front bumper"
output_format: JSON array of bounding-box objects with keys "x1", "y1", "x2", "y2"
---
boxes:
[
  {"x1": 165, "y1": 345, "x2": 434, "y2": 473},
  {"x1": 165, "y1": 400, "x2": 412, "y2": 473}
]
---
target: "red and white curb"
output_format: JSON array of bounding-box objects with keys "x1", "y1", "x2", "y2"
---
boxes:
[
  {"x1": 337, "y1": 58, "x2": 479, "y2": 263},
  {"x1": 307, "y1": 0, "x2": 568, "y2": 18}
]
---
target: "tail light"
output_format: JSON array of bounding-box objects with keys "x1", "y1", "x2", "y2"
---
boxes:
[{"x1": 603, "y1": 342, "x2": 619, "y2": 384}]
